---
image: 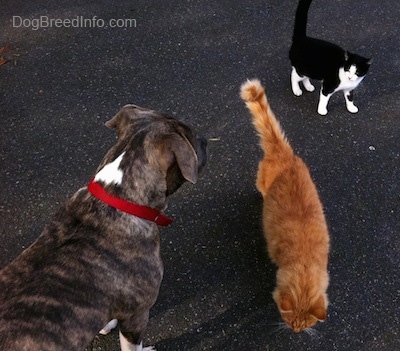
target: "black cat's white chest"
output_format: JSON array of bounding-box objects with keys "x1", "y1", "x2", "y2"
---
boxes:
[{"x1": 336, "y1": 67, "x2": 365, "y2": 93}]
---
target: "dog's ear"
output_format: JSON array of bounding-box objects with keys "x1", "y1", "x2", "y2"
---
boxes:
[
  {"x1": 162, "y1": 134, "x2": 199, "y2": 184},
  {"x1": 105, "y1": 105, "x2": 141, "y2": 138}
]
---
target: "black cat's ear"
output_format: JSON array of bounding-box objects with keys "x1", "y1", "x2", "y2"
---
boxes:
[{"x1": 367, "y1": 57, "x2": 373, "y2": 65}]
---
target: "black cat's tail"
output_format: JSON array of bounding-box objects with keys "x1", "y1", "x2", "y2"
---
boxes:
[{"x1": 292, "y1": 0, "x2": 313, "y2": 42}]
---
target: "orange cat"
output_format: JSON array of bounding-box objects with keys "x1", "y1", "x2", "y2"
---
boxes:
[{"x1": 240, "y1": 79, "x2": 330, "y2": 333}]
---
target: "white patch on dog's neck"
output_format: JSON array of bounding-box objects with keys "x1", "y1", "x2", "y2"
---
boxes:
[{"x1": 95, "y1": 152, "x2": 125, "y2": 185}]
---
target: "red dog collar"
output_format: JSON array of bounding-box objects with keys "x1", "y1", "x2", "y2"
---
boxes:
[{"x1": 87, "y1": 179, "x2": 173, "y2": 226}]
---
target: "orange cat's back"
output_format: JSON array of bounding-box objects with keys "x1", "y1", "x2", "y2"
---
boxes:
[
  {"x1": 240, "y1": 79, "x2": 330, "y2": 332},
  {"x1": 262, "y1": 156, "x2": 329, "y2": 267}
]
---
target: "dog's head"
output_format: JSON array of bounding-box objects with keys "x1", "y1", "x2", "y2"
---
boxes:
[{"x1": 94, "y1": 104, "x2": 207, "y2": 209}]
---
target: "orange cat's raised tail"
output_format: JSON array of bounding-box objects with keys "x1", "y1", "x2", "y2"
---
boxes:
[{"x1": 240, "y1": 79, "x2": 294, "y2": 196}]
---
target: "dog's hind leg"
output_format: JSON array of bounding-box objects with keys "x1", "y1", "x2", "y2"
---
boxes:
[
  {"x1": 119, "y1": 311, "x2": 155, "y2": 351},
  {"x1": 119, "y1": 333, "x2": 156, "y2": 351},
  {"x1": 99, "y1": 319, "x2": 118, "y2": 335}
]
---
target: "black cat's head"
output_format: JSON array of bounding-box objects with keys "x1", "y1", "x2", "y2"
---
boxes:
[{"x1": 344, "y1": 52, "x2": 372, "y2": 80}]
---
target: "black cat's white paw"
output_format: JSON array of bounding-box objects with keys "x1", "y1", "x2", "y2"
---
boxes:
[
  {"x1": 317, "y1": 106, "x2": 328, "y2": 116},
  {"x1": 303, "y1": 80, "x2": 315, "y2": 92},
  {"x1": 346, "y1": 104, "x2": 359, "y2": 113},
  {"x1": 292, "y1": 87, "x2": 303, "y2": 96}
]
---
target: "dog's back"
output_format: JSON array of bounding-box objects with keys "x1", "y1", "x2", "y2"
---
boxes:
[
  {"x1": 0, "y1": 197, "x2": 165, "y2": 350},
  {"x1": 0, "y1": 208, "x2": 111, "y2": 351}
]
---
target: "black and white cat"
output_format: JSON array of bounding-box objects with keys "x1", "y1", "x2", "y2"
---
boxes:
[{"x1": 289, "y1": 0, "x2": 371, "y2": 115}]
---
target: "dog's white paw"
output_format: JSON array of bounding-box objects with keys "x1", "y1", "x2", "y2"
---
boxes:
[
  {"x1": 142, "y1": 347, "x2": 156, "y2": 351},
  {"x1": 99, "y1": 319, "x2": 118, "y2": 335}
]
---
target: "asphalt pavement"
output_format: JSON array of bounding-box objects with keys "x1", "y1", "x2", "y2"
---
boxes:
[{"x1": 1, "y1": 1, "x2": 399, "y2": 350}]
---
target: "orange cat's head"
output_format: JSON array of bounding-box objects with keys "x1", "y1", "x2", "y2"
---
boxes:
[
  {"x1": 273, "y1": 291, "x2": 328, "y2": 333},
  {"x1": 272, "y1": 267, "x2": 329, "y2": 333}
]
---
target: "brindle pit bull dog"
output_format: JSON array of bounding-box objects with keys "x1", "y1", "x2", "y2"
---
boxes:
[{"x1": 0, "y1": 104, "x2": 207, "y2": 351}]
